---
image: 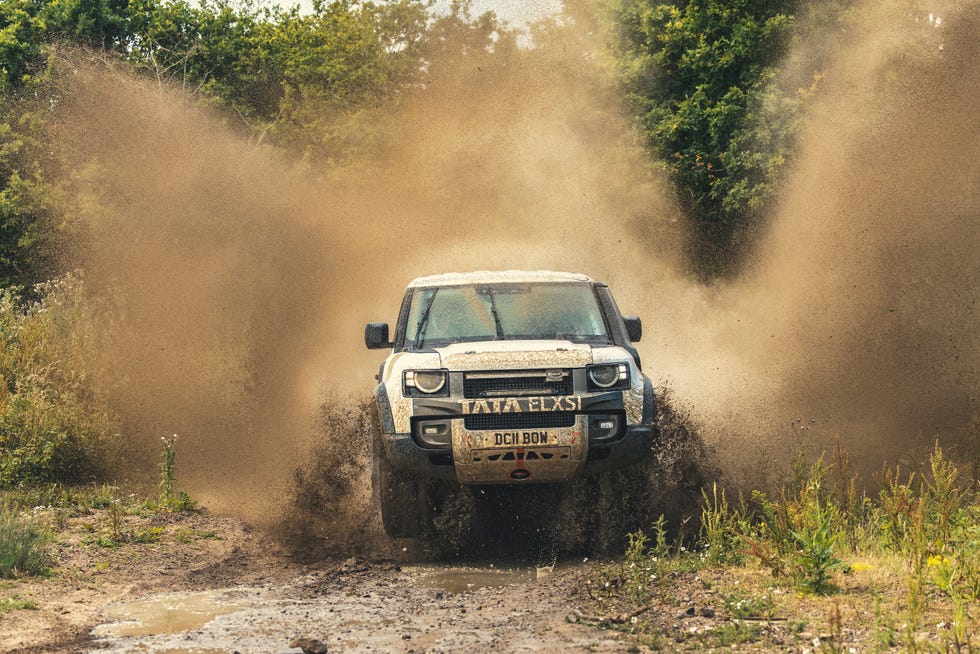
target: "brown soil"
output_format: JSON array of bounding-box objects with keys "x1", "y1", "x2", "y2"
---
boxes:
[
  {"x1": 4, "y1": 503, "x2": 975, "y2": 653},
  {"x1": 1, "y1": 508, "x2": 298, "y2": 653},
  {"x1": 0, "y1": 507, "x2": 627, "y2": 653}
]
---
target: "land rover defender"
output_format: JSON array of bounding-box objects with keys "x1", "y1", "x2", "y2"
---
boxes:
[{"x1": 365, "y1": 270, "x2": 656, "y2": 537}]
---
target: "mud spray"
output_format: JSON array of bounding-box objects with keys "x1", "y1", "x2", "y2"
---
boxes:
[{"x1": 50, "y1": 0, "x2": 977, "y2": 555}]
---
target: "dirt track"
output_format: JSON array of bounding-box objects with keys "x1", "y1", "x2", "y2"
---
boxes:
[
  {"x1": 0, "y1": 509, "x2": 628, "y2": 653},
  {"x1": 90, "y1": 560, "x2": 624, "y2": 653}
]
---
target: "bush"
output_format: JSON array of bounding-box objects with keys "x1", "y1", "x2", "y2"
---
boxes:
[{"x1": 0, "y1": 275, "x2": 118, "y2": 488}]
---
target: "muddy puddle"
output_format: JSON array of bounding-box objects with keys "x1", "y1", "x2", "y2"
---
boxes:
[
  {"x1": 92, "y1": 591, "x2": 239, "y2": 638},
  {"x1": 414, "y1": 566, "x2": 536, "y2": 593}
]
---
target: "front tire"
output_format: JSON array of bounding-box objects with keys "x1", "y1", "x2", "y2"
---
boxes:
[{"x1": 373, "y1": 435, "x2": 425, "y2": 538}]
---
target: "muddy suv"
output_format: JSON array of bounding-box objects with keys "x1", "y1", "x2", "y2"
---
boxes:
[{"x1": 365, "y1": 271, "x2": 656, "y2": 537}]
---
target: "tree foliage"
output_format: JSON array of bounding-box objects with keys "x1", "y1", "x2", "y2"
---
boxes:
[
  {"x1": 0, "y1": 0, "x2": 446, "y2": 289},
  {"x1": 614, "y1": 0, "x2": 803, "y2": 276}
]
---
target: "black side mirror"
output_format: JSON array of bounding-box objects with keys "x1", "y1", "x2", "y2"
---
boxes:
[
  {"x1": 365, "y1": 322, "x2": 392, "y2": 349},
  {"x1": 623, "y1": 316, "x2": 642, "y2": 342}
]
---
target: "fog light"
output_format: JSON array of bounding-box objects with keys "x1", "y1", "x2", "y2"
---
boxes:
[
  {"x1": 414, "y1": 419, "x2": 451, "y2": 448},
  {"x1": 589, "y1": 414, "x2": 621, "y2": 442}
]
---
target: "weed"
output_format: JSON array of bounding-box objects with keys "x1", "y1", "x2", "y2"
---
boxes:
[
  {"x1": 0, "y1": 594, "x2": 38, "y2": 611},
  {"x1": 649, "y1": 514, "x2": 670, "y2": 560},
  {"x1": 132, "y1": 526, "x2": 164, "y2": 543},
  {"x1": 0, "y1": 506, "x2": 49, "y2": 577},
  {"x1": 84, "y1": 484, "x2": 118, "y2": 511},
  {"x1": 831, "y1": 442, "x2": 867, "y2": 552},
  {"x1": 86, "y1": 534, "x2": 119, "y2": 548},
  {"x1": 623, "y1": 531, "x2": 651, "y2": 603},
  {"x1": 872, "y1": 593, "x2": 896, "y2": 651},
  {"x1": 923, "y1": 443, "x2": 965, "y2": 550},
  {"x1": 699, "y1": 483, "x2": 746, "y2": 566},
  {"x1": 158, "y1": 435, "x2": 196, "y2": 512},
  {"x1": 698, "y1": 621, "x2": 762, "y2": 647},
  {"x1": 160, "y1": 434, "x2": 177, "y2": 502},
  {"x1": 878, "y1": 444, "x2": 968, "y2": 562},
  {"x1": 747, "y1": 458, "x2": 846, "y2": 593},
  {"x1": 787, "y1": 619, "x2": 807, "y2": 633},
  {"x1": 821, "y1": 602, "x2": 845, "y2": 654},
  {"x1": 725, "y1": 590, "x2": 777, "y2": 620},
  {"x1": 789, "y1": 481, "x2": 844, "y2": 594},
  {"x1": 597, "y1": 439, "x2": 979, "y2": 652}
]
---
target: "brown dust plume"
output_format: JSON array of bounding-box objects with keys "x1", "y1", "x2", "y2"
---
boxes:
[
  {"x1": 50, "y1": 0, "x2": 978, "y2": 534},
  {"x1": 660, "y1": 0, "x2": 979, "y2": 479},
  {"x1": 52, "y1": 30, "x2": 681, "y2": 525}
]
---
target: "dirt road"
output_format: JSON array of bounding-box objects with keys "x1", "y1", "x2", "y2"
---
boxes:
[
  {"x1": 89, "y1": 559, "x2": 623, "y2": 653},
  {"x1": 1, "y1": 508, "x2": 627, "y2": 653}
]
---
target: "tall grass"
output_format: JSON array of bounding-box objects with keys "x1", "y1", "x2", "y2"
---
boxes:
[
  {"x1": 0, "y1": 505, "x2": 49, "y2": 577},
  {"x1": 0, "y1": 275, "x2": 118, "y2": 488},
  {"x1": 600, "y1": 441, "x2": 978, "y2": 650},
  {"x1": 617, "y1": 442, "x2": 977, "y2": 598}
]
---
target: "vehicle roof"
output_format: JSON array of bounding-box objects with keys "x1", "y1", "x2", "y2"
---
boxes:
[{"x1": 407, "y1": 270, "x2": 594, "y2": 288}]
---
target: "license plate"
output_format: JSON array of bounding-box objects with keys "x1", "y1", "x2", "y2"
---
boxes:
[{"x1": 487, "y1": 430, "x2": 551, "y2": 447}]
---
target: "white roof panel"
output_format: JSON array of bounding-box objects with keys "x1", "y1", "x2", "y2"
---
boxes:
[{"x1": 407, "y1": 270, "x2": 593, "y2": 288}]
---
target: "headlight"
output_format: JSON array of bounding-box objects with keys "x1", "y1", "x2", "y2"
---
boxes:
[
  {"x1": 587, "y1": 363, "x2": 629, "y2": 390},
  {"x1": 404, "y1": 369, "x2": 448, "y2": 394}
]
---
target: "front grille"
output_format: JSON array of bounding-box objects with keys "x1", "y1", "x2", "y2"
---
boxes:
[
  {"x1": 463, "y1": 372, "x2": 573, "y2": 398},
  {"x1": 463, "y1": 412, "x2": 576, "y2": 431}
]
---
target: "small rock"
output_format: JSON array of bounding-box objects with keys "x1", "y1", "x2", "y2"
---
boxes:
[
  {"x1": 698, "y1": 607, "x2": 715, "y2": 618},
  {"x1": 289, "y1": 636, "x2": 328, "y2": 654}
]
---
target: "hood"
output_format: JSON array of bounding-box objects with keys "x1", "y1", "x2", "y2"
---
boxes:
[{"x1": 434, "y1": 340, "x2": 594, "y2": 371}]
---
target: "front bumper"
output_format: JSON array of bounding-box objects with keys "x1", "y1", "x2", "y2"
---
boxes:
[{"x1": 380, "y1": 421, "x2": 653, "y2": 483}]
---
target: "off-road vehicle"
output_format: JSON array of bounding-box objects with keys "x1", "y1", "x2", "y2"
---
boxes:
[{"x1": 365, "y1": 270, "x2": 656, "y2": 537}]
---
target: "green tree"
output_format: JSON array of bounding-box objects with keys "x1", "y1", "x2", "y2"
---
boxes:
[
  {"x1": 0, "y1": 114, "x2": 59, "y2": 289},
  {"x1": 1, "y1": 0, "x2": 141, "y2": 290},
  {"x1": 0, "y1": 0, "x2": 437, "y2": 288},
  {"x1": 265, "y1": 1, "x2": 429, "y2": 163},
  {"x1": 615, "y1": 0, "x2": 799, "y2": 276}
]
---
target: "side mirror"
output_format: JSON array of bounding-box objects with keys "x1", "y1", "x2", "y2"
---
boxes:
[
  {"x1": 365, "y1": 322, "x2": 392, "y2": 349},
  {"x1": 623, "y1": 316, "x2": 642, "y2": 342}
]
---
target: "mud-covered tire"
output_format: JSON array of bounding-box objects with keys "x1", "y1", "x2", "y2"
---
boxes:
[{"x1": 373, "y1": 436, "x2": 425, "y2": 538}]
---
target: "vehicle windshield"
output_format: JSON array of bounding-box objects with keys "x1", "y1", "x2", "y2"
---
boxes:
[{"x1": 404, "y1": 282, "x2": 610, "y2": 349}]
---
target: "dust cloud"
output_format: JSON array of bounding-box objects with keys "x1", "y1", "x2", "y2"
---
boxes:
[
  {"x1": 52, "y1": 25, "x2": 684, "y2": 525},
  {"x1": 53, "y1": 61, "x2": 340, "y2": 516},
  {"x1": 49, "y1": 0, "x2": 977, "y2": 540},
  {"x1": 659, "y1": 0, "x2": 980, "y2": 481}
]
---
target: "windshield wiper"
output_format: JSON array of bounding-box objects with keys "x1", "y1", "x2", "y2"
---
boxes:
[
  {"x1": 485, "y1": 289, "x2": 504, "y2": 339},
  {"x1": 413, "y1": 289, "x2": 438, "y2": 349}
]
